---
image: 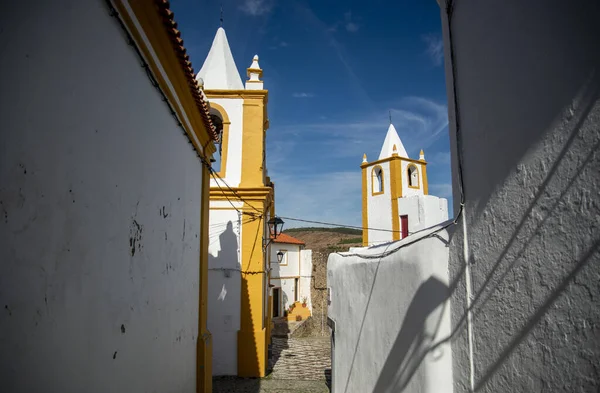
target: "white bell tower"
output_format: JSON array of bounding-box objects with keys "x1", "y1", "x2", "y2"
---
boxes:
[{"x1": 361, "y1": 123, "x2": 448, "y2": 246}]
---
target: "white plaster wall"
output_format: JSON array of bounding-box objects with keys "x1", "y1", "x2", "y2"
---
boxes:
[
  {"x1": 208, "y1": 98, "x2": 243, "y2": 188},
  {"x1": 401, "y1": 160, "x2": 425, "y2": 197},
  {"x1": 366, "y1": 161, "x2": 393, "y2": 245},
  {"x1": 328, "y1": 224, "x2": 454, "y2": 393},
  {"x1": 398, "y1": 195, "x2": 449, "y2": 236},
  {"x1": 270, "y1": 243, "x2": 301, "y2": 278},
  {"x1": 207, "y1": 208, "x2": 241, "y2": 376},
  {"x1": 439, "y1": 0, "x2": 600, "y2": 391},
  {"x1": 300, "y1": 249, "x2": 313, "y2": 312},
  {"x1": 0, "y1": 2, "x2": 204, "y2": 391}
]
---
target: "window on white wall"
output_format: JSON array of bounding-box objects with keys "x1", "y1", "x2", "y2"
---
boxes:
[
  {"x1": 408, "y1": 165, "x2": 419, "y2": 188},
  {"x1": 372, "y1": 166, "x2": 384, "y2": 194}
]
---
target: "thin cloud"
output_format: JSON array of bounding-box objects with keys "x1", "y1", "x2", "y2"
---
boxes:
[
  {"x1": 293, "y1": 3, "x2": 376, "y2": 112},
  {"x1": 239, "y1": 0, "x2": 273, "y2": 16},
  {"x1": 269, "y1": 41, "x2": 289, "y2": 50},
  {"x1": 276, "y1": 96, "x2": 449, "y2": 155},
  {"x1": 344, "y1": 11, "x2": 360, "y2": 32},
  {"x1": 423, "y1": 34, "x2": 444, "y2": 66},
  {"x1": 269, "y1": 171, "x2": 362, "y2": 228},
  {"x1": 292, "y1": 92, "x2": 315, "y2": 98}
]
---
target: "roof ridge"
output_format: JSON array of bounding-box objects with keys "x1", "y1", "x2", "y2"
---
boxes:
[{"x1": 155, "y1": 0, "x2": 217, "y2": 141}]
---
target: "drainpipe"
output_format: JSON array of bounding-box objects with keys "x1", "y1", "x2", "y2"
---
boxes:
[{"x1": 439, "y1": 0, "x2": 476, "y2": 391}]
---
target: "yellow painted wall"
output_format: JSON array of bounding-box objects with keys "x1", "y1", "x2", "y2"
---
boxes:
[{"x1": 207, "y1": 88, "x2": 272, "y2": 378}]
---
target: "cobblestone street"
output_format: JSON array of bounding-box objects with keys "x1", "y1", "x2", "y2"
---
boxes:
[
  {"x1": 213, "y1": 337, "x2": 331, "y2": 393},
  {"x1": 269, "y1": 337, "x2": 331, "y2": 381}
]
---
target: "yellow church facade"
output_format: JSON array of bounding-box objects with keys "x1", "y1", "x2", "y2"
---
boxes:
[{"x1": 197, "y1": 27, "x2": 275, "y2": 378}]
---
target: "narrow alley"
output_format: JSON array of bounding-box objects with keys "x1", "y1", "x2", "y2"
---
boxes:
[{"x1": 213, "y1": 336, "x2": 331, "y2": 392}]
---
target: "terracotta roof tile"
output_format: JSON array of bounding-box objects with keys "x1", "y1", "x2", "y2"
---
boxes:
[
  {"x1": 155, "y1": 0, "x2": 218, "y2": 142},
  {"x1": 272, "y1": 233, "x2": 306, "y2": 246}
]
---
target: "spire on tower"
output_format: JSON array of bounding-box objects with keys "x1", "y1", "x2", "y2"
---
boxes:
[
  {"x1": 378, "y1": 124, "x2": 408, "y2": 160},
  {"x1": 362, "y1": 153, "x2": 368, "y2": 163},
  {"x1": 196, "y1": 27, "x2": 243, "y2": 90},
  {"x1": 246, "y1": 55, "x2": 264, "y2": 90},
  {"x1": 419, "y1": 149, "x2": 425, "y2": 161}
]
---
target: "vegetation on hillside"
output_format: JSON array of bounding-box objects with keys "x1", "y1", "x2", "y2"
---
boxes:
[
  {"x1": 284, "y1": 226, "x2": 362, "y2": 235},
  {"x1": 337, "y1": 237, "x2": 363, "y2": 245}
]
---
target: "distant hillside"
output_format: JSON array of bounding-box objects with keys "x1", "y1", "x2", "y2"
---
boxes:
[{"x1": 284, "y1": 226, "x2": 362, "y2": 236}]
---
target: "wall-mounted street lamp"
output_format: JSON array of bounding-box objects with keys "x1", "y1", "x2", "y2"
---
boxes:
[
  {"x1": 263, "y1": 216, "x2": 285, "y2": 250},
  {"x1": 268, "y1": 216, "x2": 284, "y2": 239},
  {"x1": 277, "y1": 250, "x2": 285, "y2": 263}
]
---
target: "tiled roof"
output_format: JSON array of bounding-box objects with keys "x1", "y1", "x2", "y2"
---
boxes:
[
  {"x1": 272, "y1": 233, "x2": 306, "y2": 245},
  {"x1": 155, "y1": 0, "x2": 218, "y2": 142}
]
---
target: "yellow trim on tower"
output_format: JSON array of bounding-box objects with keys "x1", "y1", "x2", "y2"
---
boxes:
[
  {"x1": 206, "y1": 102, "x2": 230, "y2": 179},
  {"x1": 240, "y1": 94, "x2": 268, "y2": 187},
  {"x1": 422, "y1": 163, "x2": 429, "y2": 195},
  {"x1": 205, "y1": 89, "x2": 269, "y2": 100},
  {"x1": 362, "y1": 165, "x2": 369, "y2": 246},
  {"x1": 238, "y1": 200, "x2": 269, "y2": 377},
  {"x1": 389, "y1": 158, "x2": 401, "y2": 241},
  {"x1": 371, "y1": 165, "x2": 385, "y2": 196}
]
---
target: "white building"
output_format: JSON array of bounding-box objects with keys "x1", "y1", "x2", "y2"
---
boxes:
[
  {"x1": 361, "y1": 123, "x2": 449, "y2": 246},
  {"x1": 0, "y1": 1, "x2": 218, "y2": 392},
  {"x1": 270, "y1": 233, "x2": 313, "y2": 318}
]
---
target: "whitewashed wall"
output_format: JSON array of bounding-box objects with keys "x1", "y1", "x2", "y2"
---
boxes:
[
  {"x1": 398, "y1": 195, "x2": 449, "y2": 235},
  {"x1": 270, "y1": 243, "x2": 301, "y2": 277},
  {"x1": 300, "y1": 249, "x2": 313, "y2": 312},
  {"x1": 270, "y1": 243, "x2": 315, "y2": 314},
  {"x1": 207, "y1": 205, "x2": 241, "y2": 376},
  {"x1": 328, "y1": 224, "x2": 454, "y2": 393},
  {"x1": 0, "y1": 1, "x2": 205, "y2": 392},
  {"x1": 208, "y1": 98, "x2": 243, "y2": 188},
  {"x1": 439, "y1": 0, "x2": 600, "y2": 391},
  {"x1": 366, "y1": 161, "x2": 393, "y2": 245}
]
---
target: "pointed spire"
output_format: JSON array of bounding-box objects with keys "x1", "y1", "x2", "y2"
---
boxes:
[
  {"x1": 419, "y1": 149, "x2": 425, "y2": 161},
  {"x1": 378, "y1": 123, "x2": 408, "y2": 160},
  {"x1": 362, "y1": 153, "x2": 367, "y2": 163},
  {"x1": 196, "y1": 27, "x2": 244, "y2": 90},
  {"x1": 246, "y1": 54, "x2": 263, "y2": 90}
]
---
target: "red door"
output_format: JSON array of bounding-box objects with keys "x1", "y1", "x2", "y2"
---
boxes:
[{"x1": 400, "y1": 215, "x2": 409, "y2": 239}]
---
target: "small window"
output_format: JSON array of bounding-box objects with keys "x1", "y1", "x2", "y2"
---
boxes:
[
  {"x1": 408, "y1": 165, "x2": 419, "y2": 188},
  {"x1": 210, "y1": 112, "x2": 224, "y2": 173},
  {"x1": 372, "y1": 166, "x2": 384, "y2": 194}
]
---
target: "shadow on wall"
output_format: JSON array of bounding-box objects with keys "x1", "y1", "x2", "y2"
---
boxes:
[
  {"x1": 208, "y1": 221, "x2": 238, "y2": 271},
  {"x1": 443, "y1": 65, "x2": 599, "y2": 391},
  {"x1": 373, "y1": 276, "x2": 451, "y2": 392},
  {"x1": 451, "y1": 0, "x2": 600, "y2": 220}
]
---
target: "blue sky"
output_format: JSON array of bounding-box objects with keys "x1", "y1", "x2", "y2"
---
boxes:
[{"x1": 171, "y1": 0, "x2": 452, "y2": 228}]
